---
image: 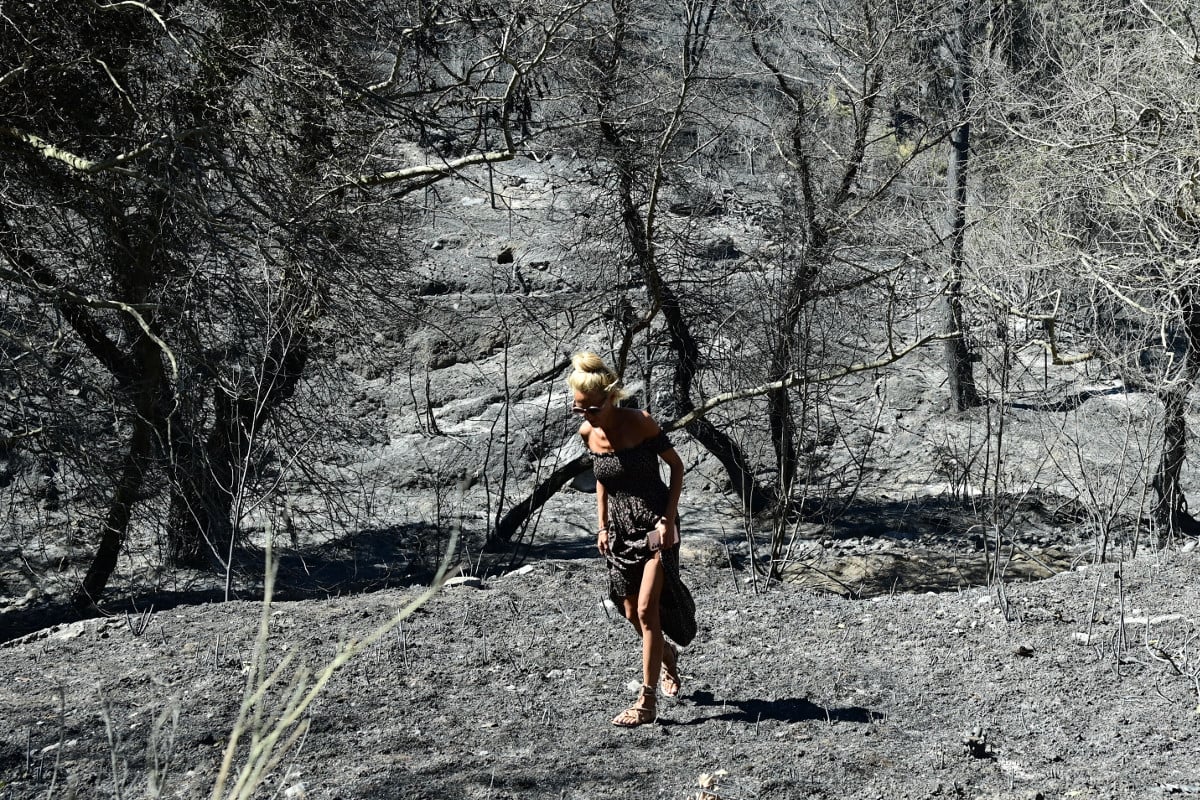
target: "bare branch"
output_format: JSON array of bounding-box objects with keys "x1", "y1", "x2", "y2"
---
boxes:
[
  {"x1": 95, "y1": 58, "x2": 137, "y2": 114},
  {"x1": 0, "y1": 262, "x2": 177, "y2": 382},
  {"x1": 288, "y1": 148, "x2": 520, "y2": 221},
  {"x1": 0, "y1": 428, "x2": 44, "y2": 450},
  {"x1": 1, "y1": 126, "x2": 202, "y2": 174},
  {"x1": 666, "y1": 332, "x2": 957, "y2": 432},
  {"x1": 1, "y1": 127, "x2": 101, "y2": 172},
  {"x1": 974, "y1": 284, "x2": 1095, "y2": 366},
  {"x1": 0, "y1": 62, "x2": 27, "y2": 89},
  {"x1": 1081, "y1": 256, "x2": 1165, "y2": 317},
  {"x1": 1134, "y1": 0, "x2": 1200, "y2": 61},
  {"x1": 90, "y1": 0, "x2": 176, "y2": 40}
]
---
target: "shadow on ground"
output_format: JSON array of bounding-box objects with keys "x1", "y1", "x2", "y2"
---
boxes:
[
  {"x1": 2, "y1": 491, "x2": 1126, "y2": 643},
  {"x1": 771, "y1": 490, "x2": 1132, "y2": 598},
  {"x1": 2, "y1": 522, "x2": 443, "y2": 644},
  {"x1": 679, "y1": 690, "x2": 881, "y2": 725}
]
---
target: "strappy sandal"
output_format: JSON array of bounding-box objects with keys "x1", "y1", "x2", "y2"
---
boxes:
[
  {"x1": 612, "y1": 685, "x2": 657, "y2": 727},
  {"x1": 661, "y1": 642, "x2": 682, "y2": 698}
]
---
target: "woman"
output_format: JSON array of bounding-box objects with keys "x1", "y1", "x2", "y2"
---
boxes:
[{"x1": 568, "y1": 351, "x2": 697, "y2": 727}]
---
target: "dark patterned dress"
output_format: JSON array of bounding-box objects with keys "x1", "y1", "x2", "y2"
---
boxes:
[{"x1": 590, "y1": 431, "x2": 697, "y2": 647}]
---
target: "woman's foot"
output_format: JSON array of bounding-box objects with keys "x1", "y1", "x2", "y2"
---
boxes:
[
  {"x1": 612, "y1": 685, "x2": 657, "y2": 727},
  {"x1": 661, "y1": 643, "x2": 682, "y2": 698}
]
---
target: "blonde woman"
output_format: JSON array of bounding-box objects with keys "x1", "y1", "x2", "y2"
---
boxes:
[{"x1": 568, "y1": 351, "x2": 696, "y2": 727}]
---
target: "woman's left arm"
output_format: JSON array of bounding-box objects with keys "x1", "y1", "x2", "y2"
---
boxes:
[{"x1": 659, "y1": 444, "x2": 684, "y2": 548}]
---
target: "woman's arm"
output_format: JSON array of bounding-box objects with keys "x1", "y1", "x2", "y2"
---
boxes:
[
  {"x1": 658, "y1": 446, "x2": 684, "y2": 547},
  {"x1": 636, "y1": 410, "x2": 683, "y2": 548},
  {"x1": 596, "y1": 479, "x2": 610, "y2": 554},
  {"x1": 582, "y1": 422, "x2": 610, "y2": 554}
]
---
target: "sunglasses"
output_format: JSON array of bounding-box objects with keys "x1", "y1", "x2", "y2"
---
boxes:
[{"x1": 571, "y1": 402, "x2": 605, "y2": 415}]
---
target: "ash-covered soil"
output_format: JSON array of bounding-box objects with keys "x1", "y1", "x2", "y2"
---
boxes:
[
  {"x1": 4, "y1": 133, "x2": 1200, "y2": 800},
  {"x1": 3, "y1": 540, "x2": 1200, "y2": 800}
]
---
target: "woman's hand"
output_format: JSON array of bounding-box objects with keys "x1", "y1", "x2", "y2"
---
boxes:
[
  {"x1": 655, "y1": 517, "x2": 678, "y2": 549},
  {"x1": 597, "y1": 527, "x2": 610, "y2": 556}
]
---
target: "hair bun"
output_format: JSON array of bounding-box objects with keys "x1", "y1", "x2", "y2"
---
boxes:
[
  {"x1": 571, "y1": 351, "x2": 605, "y2": 374},
  {"x1": 566, "y1": 351, "x2": 628, "y2": 401}
]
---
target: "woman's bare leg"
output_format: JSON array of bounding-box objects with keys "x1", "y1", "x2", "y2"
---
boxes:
[
  {"x1": 622, "y1": 595, "x2": 642, "y2": 636},
  {"x1": 612, "y1": 559, "x2": 667, "y2": 726},
  {"x1": 635, "y1": 556, "x2": 666, "y2": 690}
]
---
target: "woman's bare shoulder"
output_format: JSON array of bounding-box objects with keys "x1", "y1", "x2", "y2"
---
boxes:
[{"x1": 632, "y1": 408, "x2": 661, "y2": 435}]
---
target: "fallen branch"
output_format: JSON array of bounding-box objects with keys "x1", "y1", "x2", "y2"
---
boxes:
[{"x1": 974, "y1": 283, "x2": 1095, "y2": 366}]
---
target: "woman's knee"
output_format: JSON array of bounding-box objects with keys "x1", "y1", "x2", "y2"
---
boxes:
[
  {"x1": 636, "y1": 602, "x2": 660, "y2": 630},
  {"x1": 622, "y1": 596, "x2": 639, "y2": 620}
]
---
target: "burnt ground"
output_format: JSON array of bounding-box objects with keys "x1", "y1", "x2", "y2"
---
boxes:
[
  {"x1": 4, "y1": 128, "x2": 1200, "y2": 800},
  {"x1": 2, "y1": 526, "x2": 1200, "y2": 800}
]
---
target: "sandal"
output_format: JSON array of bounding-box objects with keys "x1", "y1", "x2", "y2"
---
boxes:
[
  {"x1": 661, "y1": 643, "x2": 682, "y2": 698},
  {"x1": 612, "y1": 685, "x2": 657, "y2": 727}
]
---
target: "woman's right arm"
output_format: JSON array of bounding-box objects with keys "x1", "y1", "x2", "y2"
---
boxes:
[
  {"x1": 581, "y1": 423, "x2": 609, "y2": 554},
  {"x1": 595, "y1": 480, "x2": 610, "y2": 554}
]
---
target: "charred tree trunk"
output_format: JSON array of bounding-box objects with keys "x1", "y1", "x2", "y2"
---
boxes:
[
  {"x1": 167, "y1": 316, "x2": 312, "y2": 566},
  {"x1": 489, "y1": 454, "x2": 592, "y2": 547},
  {"x1": 658, "y1": 280, "x2": 771, "y2": 513},
  {"x1": 750, "y1": 44, "x2": 881, "y2": 503},
  {"x1": 1154, "y1": 386, "x2": 1193, "y2": 535},
  {"x1": 1153, "y1": 288, "x2": 1200, "y2": 538},
  {"x1": 605, "y1": 117, "x2": 771, "y2": 513},
  {"x1": 73, "y1": 381, "x2": 157, "y2": 608},
  {"x1": 167, "y1": 389, "x2": 244, "y2": 567},
  {"x1": 942, "y1": 0, "x2": 981, "y2": 411},
  {"x1": 72, "y1": 263, "x2": 169, "y2": 607},
  {"x1": 765, "y1": 251, "x2": 821, "y2": 500},
  {"x1": 38, "y1": 207, "x2": 173, "y2": 606}
]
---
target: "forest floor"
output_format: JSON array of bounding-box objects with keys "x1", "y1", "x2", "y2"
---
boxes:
[{"x1": 3, "y1": 503, "x2": 1200, "y2": 799}]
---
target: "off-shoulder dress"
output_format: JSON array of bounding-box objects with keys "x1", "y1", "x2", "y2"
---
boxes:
[{"x1": 590, "y1": 431, "x2": 696, "y2": 647}]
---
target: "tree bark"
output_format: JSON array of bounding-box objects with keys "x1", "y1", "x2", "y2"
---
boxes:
[
  {"x1": 1154, "y1": 386, "x2": 1193, "y2": 534},
  {"x1": 167, "y1": 390, "x2": 243, "y2": 567},
  {"x1": 765, "y1": 253, "x2": 820, "y2": 499},
  {"x1": 73, "y1": 327, "x2": 165, "y2": 607},
  {"x1": 167, "y1": 315, "x2": 312, "y2": 566},
  {"x1": 1153, "y1": 288, "x2": 1200, "y2": 537},
  {"x1": 73, "y1": 404, "x2": 155, "y2": 608},
  {"x1": 942, "y1": 0, "x2": 981, "y2": 411}
]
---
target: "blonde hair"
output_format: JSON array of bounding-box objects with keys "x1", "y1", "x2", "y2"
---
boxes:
[{"x1": 566, "y1": 351, "x2": 628, "y2": 401}]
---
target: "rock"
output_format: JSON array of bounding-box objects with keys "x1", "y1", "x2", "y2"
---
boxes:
[
  {"x1": 962, "y1": 727, "x2": 994, "y2": 759},
  {"x1": 679, "y1": 537, "x2": 726, "y2": 567},
  {"x1": 443, "y1": 575, "x2": 482, "y2": 589},
  {"x1": 697, "y1": 236, "x2": 741, "y2": 260},
  {"x1": 418, "y1": 279, "x2": 455, "y2": 296},
  {"x1": 570, "y1": 470, "x2": 597, "y2": 492}
]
